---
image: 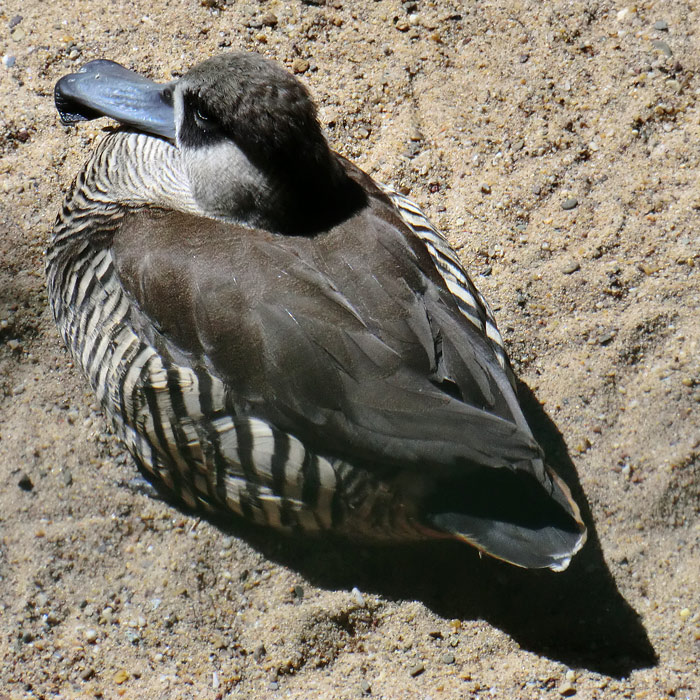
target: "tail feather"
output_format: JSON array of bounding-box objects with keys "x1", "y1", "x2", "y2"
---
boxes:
[{"x1": 424, "y1": 464, "x2": 587, "y2": 571}]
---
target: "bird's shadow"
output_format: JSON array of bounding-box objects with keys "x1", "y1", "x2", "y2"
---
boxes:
[{"x1": 144, "y1": 379, "x2": 656, "y2": 678}]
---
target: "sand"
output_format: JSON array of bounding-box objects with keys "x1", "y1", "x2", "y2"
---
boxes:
[{"x1": 0, "y1": 1, "x2": 698, "y2": 698}]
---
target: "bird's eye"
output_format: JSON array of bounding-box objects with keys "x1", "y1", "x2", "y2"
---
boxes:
[{"x1": 194, "y1": 106, "x2": 214, "y2": 129}]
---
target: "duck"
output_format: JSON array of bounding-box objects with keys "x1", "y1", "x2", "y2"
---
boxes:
[{"x1": 48, "y1": 53, "x2": 586, "y2": 571}]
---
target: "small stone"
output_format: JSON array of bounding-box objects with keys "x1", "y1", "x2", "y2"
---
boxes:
[
  {"x1": 269, "y1": 681, "x2": 279, "y2": 690},
  {"x1": 18, "y1": 473, "x2": 34, "y2": 491},
  {"x1": 360, "y1": 678, "x2": 372, "y2": 695},
  {"x1": 211, "y1": 633, "x2": 227, "y2": 649},
  {"x1": 2, "y1": 54, "x2": 16, "y2": 68},
  {"x1": 404, "y1": 141, "x2": 421, "y2": 158},
  {"x1": 653, "y1": 20, "x2": 669, "y2": 31},
  {"x1": 480, "y1": 183, "x2": 492, "y2": 194},
  {"x1": 409, "y1": 662, "x2": 425, "y2": 677},
  {"x1": 254, "y1": 643, "x2": 266, "y2": 661},
  {"x1": 45, "y1": 611, "x2": 61, "y2": 626},
  {"x1": 62, "y1": 469, "x2": 73, "y2": 487},
  {"x1": 562, "y1": 261, "x2": 580, "y2": 274},
  {"x1": 85, "y1": 628, "x2": 98, "y2": 643},
  {"x1": 575, "y1": 440, "x2": 589, "y2": 454},
  {"x1": 8, "y1": 15, "x2": 23, "y2": 29},
  {"x1": 351, "y1": 586, "x2": 366, "y2": 607},
  {"x1": 561, "y1": 197, "x2": 579, "y2": 210},
  {"x1": 292, "y1": 58, "x2": 310, "y2": 74},
  {"x1": 292, "y1": 584, "x2": 304, "y2": 599},
  {"x1": 10, "y1": 27, "x2": 25, "y2": 41},
  {"x1": 558, "y1": 681, "x2": 576, "y2": 696},
  {"x1": 124, "y1": 629, "x2": 141, "y2": 644},
  {"x1": 81, "y1": 667, "x2": 95, "y2": 680},
  {"x1": 651, "y1": 40, "x2": 672, "y2": 57},
  {"x1": 113, "y1": 669, "x2": 129, "y2": 684},
  {"x1": 598, "y1": 331, "x2": 616, "y2": 346},
  {"x1": 21, "y1": 630, "x2": 34, "y2": 643},
  {"x1": 519, "y1": 54, "x2": 529, "y2": 63},
  {"x1": 679, "y1": 607, "x2": 691, "y2": 621},
  {"x1": 261, "y1": 12, "x2": 278, "y2": 27},
  {"x1": 441, "y1": 652, "x2": 455, "y2": 664}
]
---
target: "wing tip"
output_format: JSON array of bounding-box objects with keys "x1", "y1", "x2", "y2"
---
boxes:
[
  {"x1": 429, "y1": 512, "x2": 586, "y2": 571},
  {"x1": 424, "y1": 465, "x2": 588, "y2": 571}
]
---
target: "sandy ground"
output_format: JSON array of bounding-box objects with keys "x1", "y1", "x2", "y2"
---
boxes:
[{"x1": 1, "y1": 0, "x2": 698, "y2": 698}]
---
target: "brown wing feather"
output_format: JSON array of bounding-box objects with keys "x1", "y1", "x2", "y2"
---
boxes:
[{"x1": 111, "y1": 193, "x2": 541, "y2": 477}]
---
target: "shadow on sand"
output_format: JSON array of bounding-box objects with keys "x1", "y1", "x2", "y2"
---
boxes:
[{"x1": 146, "y1": 378, "x2": 657, "y2": 678}]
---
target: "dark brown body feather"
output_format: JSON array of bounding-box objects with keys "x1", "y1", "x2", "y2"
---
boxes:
[{"x1": 113, "y1": 163, "x2": 539, "y2": 480}]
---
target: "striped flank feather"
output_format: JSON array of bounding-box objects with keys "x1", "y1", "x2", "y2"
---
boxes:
[{"x1": 377, "y1": 182, "x2": 513, "y2": 383}]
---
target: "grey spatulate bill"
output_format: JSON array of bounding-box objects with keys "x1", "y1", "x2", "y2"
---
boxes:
[{"x1": 54, "y1": 59, "x2": 176, "y2": 140}]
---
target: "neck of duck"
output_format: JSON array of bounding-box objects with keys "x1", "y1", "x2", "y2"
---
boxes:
[
  {"x1": 184, "y1": 135, "x2": 366, "y2": 236},
  {"x1": 64, "y1": 130, "x2": 365, "y2": 239},
  {"x1": 85, "y1": 131, "x2": 201, "y2": 215},
  {"x1": 50, "y1": 131, "x2": 202, "y2": 261}
]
